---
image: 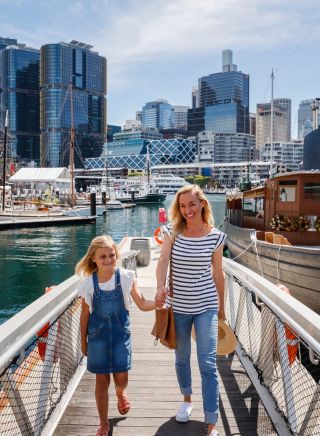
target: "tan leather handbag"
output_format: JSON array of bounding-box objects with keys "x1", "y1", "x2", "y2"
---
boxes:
[{"x1": 151, "y1": 255, "x2": 176, "y2": 349}]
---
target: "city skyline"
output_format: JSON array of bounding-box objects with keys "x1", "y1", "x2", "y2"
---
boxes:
[{"x1": 1, "y1": 0, "x2": 320, "y2": 136}]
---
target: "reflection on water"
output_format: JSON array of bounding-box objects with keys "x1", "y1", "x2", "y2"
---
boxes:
[{"x1": 0, "y1": 195, "x2": 225, "y2": 324}]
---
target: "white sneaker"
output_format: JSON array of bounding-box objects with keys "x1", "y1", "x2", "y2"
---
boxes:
[{"x1": 175, "y1": 402, "x2": 193, "y2": 422}]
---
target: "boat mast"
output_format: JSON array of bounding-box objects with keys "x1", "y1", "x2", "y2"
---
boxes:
[
  {"x1": 1, "y1": 110, "x2": 8, "y2": 211},
  {"x1": 70, "y1": 81, "x2": 75, "y2": 207},
  {"x1": 269, "y1": 69, "x2": 274, "y2": 178}
]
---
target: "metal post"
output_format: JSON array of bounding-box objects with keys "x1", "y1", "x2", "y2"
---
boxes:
[{"x1": 2, "y1": 110, "x2": 8, "y2": 211}]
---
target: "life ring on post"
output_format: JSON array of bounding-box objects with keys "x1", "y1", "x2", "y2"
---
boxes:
[
  {"x1": 277, "y1": 284, "x2": 299, "y2": 365},
  {"x1": 153, "y1": 227, "x2": 163, "y2": 246},
  {"x1": 285, "y1": 326, "x2": 299, "y2": 365},
  {"x1": 37, "y1": 286, "x2": 58, "y2": 362}
]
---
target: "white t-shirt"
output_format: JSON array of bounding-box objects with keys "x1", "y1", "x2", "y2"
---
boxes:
[{"x1": 77, "y1": 268, "x2": 135, "y2": 313}]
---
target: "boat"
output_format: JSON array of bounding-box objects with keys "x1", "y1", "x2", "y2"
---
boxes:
[
  {"x1": 104, "y1": 200, "x2": 135, "y2": 211},
  {"x1": 204, "y1": 188, "x2": 226, "y2": 195},
  {"x1": 225, "y1": 171, "x2": 320, "y2": 313},
  {"x1": 100, "y1": 145, "x2": 167, "y2": 204},
  {"x1": 116, "y1": 185, "x2": 166, "y2": 204},
  {"x1": 150, "y1": 173, "x2": 190, "y2": 194}
]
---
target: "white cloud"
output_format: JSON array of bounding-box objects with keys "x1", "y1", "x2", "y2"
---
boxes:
[
  {"x1": 85, "y1": 0, "x2": 318, "y2": 88},
  {"x1": 1, "y1": 0, "x2": 318, "y2": 92}
]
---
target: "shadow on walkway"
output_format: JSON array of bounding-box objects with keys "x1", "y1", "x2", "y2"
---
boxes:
[{"x1": 154, "y1": 417, "x2": 206, "y2": 435}]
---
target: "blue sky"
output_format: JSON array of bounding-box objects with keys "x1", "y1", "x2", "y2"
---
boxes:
[{"x1": 1, "y1": 0, "x2": 320, "y2": 137}]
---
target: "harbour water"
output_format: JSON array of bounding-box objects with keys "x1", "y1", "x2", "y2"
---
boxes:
[{"x1": 0, "y1": 194, "x2": 226, "y2": 324}]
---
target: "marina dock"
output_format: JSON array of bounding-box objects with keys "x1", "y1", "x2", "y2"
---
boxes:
[
  {"x1": 0, "y1": 215, "x2": 96, "y2": 230},
  {"x1": 53, "y1": 240, "x2": 276, "y2": 435}
]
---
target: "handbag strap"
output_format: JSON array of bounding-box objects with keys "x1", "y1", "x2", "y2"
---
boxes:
[{"x1": 168, "y1": 247, "x2": 174, "y2": 302}]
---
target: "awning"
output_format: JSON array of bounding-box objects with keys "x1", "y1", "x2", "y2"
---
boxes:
[{"x1": 243, "y1": 186, "x2": 265, "y2": 199}]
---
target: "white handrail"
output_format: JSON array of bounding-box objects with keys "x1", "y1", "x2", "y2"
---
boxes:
[{"x1": 223, "y1": 257, "x2": 320, "y2": 356}]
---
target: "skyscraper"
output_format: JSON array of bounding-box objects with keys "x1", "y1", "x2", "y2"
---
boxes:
[
  {"x1": 188, "y1": 50, "x2": 249, "y2": 136},
  {"x1": 0, "y1": 40, "x2": 40, "y2": 161},
  {"x1": 40, "y1": 40, "x2": 107, "y2": 167},
  {"x1": 172, "y1": 105, "x2": 189, "y2": 130},
  {"x1": 273, "y1": 98, "x2": 291, "y2": 140},
  {"x1": 141, "y1": 99, "x2": 173, "y2": 130},
  {"x1": 298, "y1": 99, "x2": 313, "y2": 139},
  {"x1": 0, "y1": 37, "x2": 18, "y2": 51},
  {"x1": 256, "y1": 103, "x2": 288, "y2": 149}
]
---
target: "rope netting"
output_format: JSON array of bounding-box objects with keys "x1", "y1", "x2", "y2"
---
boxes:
[
  {"x1": 0, "y1": 297, "x2": 83, "y2": 436},
  {"x1": 225, "y1": 274, "x2": 320, "y2": 435}
]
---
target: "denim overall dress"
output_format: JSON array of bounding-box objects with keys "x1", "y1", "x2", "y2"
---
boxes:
[{"x1": 87, "y1": 269, "x2": 132, "y2": 374}]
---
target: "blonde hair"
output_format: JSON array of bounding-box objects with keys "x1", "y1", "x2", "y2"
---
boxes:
[
  {"x1": 75, "y1": 235, "x2": 120, "y2": 276},
  {"x1": 169, "y1": 185, "x2": 214, "y2": 237}
]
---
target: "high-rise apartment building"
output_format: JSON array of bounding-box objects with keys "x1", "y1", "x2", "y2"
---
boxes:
[
  {"x1": 256, "y1": 103, "x2": 288, "y2": 149},
  {"x1": 141, "y1": 99, "x2": 173, "y2": 130},
  {"x1": 261, "y1": 141, "x2": 303, "y2": 171},
  {"x1": 198, "y1": 131, "x2": 257, "y2": 163},
  {"x1": 40, "y1": 40, "x2": 107, "y2": 167},
  {"x1": 188, "y1": 50, "x2": 249, "y2": 136},
  {"x1": 298, "y1": 99, "x2": 314, "y2": 139},
  {"x1": 0, "y1": 40, "x2": 40, "y2": 161}
]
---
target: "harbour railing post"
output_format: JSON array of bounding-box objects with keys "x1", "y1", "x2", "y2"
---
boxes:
[{"x1": 90, "y1": 192, "x2": 96, "y2": 216}]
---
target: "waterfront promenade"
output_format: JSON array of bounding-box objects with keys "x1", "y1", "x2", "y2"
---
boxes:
[{"x1": 54, "y1": 242, "x2": 277, "y2": 435}]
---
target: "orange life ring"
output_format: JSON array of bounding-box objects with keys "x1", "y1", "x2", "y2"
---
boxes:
[
  {"x1": 153, "y1": 227, "x2": 163, "y2": 245},
  {"x1": 285, "y1": 325, "x2": 299, "y2": 365},
  {"x1": 37, "y1": 286, "x2": 58, "y2": 361},
  {"x1": 277, "y1": 284, "x2": 299, "y2": 365}
]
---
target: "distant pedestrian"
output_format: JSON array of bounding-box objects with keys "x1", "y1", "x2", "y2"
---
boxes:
[
  {"x1": 156, "y1": 185, "x2": 226, "y2": 436},
  {"x1": 76, "y1": 235, "x2": 155, "y2": 436}
]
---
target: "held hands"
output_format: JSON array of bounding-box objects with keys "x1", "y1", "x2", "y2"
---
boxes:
[{"x1": 155, "y1": 286, "x2": 167, "y2": 308}]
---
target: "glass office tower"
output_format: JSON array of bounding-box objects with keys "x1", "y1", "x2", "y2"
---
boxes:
[
  {"x1": 199, "y1": 70, "x2": 249, "y2": 133},
  {"x1": 40, "y1": 41, "x2": 107, "y2": 167},
  {"x1": 0, "y1": 43, "x2": 40, "y2": 161},
  {"x1": 141, "y1": 100, "x2": 173, "y2": 130},
  {"x1": 188, "y1": 50, "x2": 249, "y2": 136}
]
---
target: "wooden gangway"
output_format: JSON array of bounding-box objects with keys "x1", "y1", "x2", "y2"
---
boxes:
[{"x1": 54, "y1": 241, "x2": 277, "y2": 436}]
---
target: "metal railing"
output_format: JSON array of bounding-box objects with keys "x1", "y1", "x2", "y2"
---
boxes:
[
  {"x1": 223, "y1": 258, "x2": 320, "y2": 436},
  {"x1": 0, "y1": 249, "x2": 138, "y2": 436}
]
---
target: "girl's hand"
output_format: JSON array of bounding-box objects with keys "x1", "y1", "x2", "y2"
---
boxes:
[
  {"x1": 81, "y1": 340, "x2": 88, "y2": 356},
  {"x1": 155, "y1": 286, "x2": 167, "y2": 308}
]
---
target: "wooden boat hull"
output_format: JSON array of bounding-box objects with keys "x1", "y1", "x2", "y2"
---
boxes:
[{"x1": 224, "y1": 222, "x2": 320, "y2": 314}]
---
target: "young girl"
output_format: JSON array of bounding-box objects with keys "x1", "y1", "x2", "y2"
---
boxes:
[{"x1": 76, "y1": 235, "x2": 155, "y2": 436}]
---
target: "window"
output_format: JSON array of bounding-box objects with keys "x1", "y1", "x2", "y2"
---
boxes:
[
  {"x1": 304, "y1": 182, "x2": 320, "y2": 199},
  {"x1": 278, "y1": 180, "x2": 296, "y2": 202}
]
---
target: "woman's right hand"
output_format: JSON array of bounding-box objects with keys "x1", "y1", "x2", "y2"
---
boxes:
[{"x1": 155, "y1": 286, "x2": 167, "y2": 308}]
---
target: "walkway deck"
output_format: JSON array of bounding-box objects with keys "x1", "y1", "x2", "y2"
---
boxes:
[{"x1": 54, "y1": 241, "x2": 277, "y2": 436}]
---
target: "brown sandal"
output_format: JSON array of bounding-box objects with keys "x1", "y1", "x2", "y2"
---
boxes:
[{"x1": 117, "y1": 394, "x2": 130, "y2": 415}]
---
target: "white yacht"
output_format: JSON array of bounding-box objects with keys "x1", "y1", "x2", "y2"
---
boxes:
[{"x1": 150, "y1": 174, "x2": 190, "y2": 194}]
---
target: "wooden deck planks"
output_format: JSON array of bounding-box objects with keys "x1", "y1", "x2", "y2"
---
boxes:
[{"x1": 54, "y1": 242, "x2": 277, "y2": 436}]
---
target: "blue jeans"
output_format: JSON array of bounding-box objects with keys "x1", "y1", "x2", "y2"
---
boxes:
[{"x1": 174, "y1": 309, "x2": 219, "y2": 424}]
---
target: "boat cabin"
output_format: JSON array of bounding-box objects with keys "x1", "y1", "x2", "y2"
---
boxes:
[{"x1": 226, "y1": 171, "x2": 320, "y2": 245}]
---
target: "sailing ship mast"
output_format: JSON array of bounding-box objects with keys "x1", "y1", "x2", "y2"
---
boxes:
[
  {"x1": 1, "y1": 110, "x2": 8, "y2": 211},
  {"x1": 70, "y1": 81, "x2": 75, "y2": 207},
  {"x1": 269, "y1": 69, "x2": 274, "y2": 178}
]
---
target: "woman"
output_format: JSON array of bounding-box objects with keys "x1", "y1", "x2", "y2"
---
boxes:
[{"x1": 156, "y1": 185, "x2": 226, "y2": 436}]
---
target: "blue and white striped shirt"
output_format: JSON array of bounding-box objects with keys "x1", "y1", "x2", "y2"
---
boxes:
[{"x1": 164, "y1": 224, "x2": 226, "y2": 314}]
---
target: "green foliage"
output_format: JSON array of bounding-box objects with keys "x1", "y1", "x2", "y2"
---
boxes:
[{"x1": 184, "y1": 175, "x2": 211, "y2": 187}]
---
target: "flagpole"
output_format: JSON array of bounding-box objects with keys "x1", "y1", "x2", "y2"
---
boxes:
[{"x1": 2, "y1": 110, "x2": 8, "y2": 211}]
